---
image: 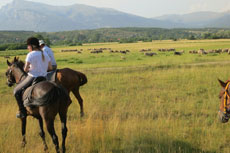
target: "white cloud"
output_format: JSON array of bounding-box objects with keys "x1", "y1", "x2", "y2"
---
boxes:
[
  {"x1": 220, "y1": 2, "x2": 230, "y2": 12},
  {"x1": 189, "y1": 2, "x2": 209, "y2": 12}
]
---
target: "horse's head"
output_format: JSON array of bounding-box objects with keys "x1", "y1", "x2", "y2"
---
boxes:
[
  {"x1": 218, "y1": 79, "x2": 230, "y2": 123},
  {"x1": 5, "y1": 57, "x2": 25, "y2": 87}
]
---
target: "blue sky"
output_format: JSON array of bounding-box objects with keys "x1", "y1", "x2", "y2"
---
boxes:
[{"x1": 1, "y1": 0, "x2": 230, "y2": 17}]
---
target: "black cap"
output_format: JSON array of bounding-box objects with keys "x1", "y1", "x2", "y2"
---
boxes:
[{"x1": 27, "y1": 37, "x2": 39, "y2": 48}]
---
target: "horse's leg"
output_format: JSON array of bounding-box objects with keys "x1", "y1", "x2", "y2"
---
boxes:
[
  {"x1": 72, "y1": 86, "x2": 84, "y2": 117},
  {"x1": 38, "y1": 117, "x2": 48, "y2": 151},
  {"x1": 45, "y1": 119, "x2": 60, "y2": 153},
  {"x1": 59, "y1": 110, "x2": 68, "y2": 153},
  {"x1": 20, "y1": 117, "x2": 27, "y2": 147}
]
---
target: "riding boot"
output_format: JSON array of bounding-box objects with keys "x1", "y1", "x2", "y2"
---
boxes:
[{"x1": 15, "y1": 94, "x2": 27, "y2": 118}]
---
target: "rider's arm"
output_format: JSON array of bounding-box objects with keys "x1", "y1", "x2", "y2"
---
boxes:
[
  {"x1": 24, "y1": 62, "x2": 30, "y2": 73},
  {"x1": 47, "y1": 61, "x2": 52, "y2": 71}
]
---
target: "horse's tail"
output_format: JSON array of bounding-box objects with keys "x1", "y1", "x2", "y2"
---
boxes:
[{"x1": 77, "y1": 71, "x2": 87, "y2": 86}]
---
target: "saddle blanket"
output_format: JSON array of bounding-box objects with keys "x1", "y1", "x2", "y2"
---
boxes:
[{"x1": 22, "y1": 81, "x2": 61, "y2": 107}]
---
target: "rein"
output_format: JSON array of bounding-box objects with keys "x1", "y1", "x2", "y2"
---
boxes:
[
  {"x1": 17, "y1": 73, "x2": 26, "y2": 84},
  {"x1": 10, "y1": 63, "x2": 27, "y2": 84},
  {"x1": 224, "y1": 82, "x2": 230, "y2": 115}
]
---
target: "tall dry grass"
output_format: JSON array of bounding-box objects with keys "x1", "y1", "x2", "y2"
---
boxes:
[{"x1": 0, "y1": 40, "x2": 230, "y2": 152}]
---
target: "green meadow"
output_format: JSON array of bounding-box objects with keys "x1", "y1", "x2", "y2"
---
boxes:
[{"x1": 1, "y1": 39, "x2": 230, "y2": 153}]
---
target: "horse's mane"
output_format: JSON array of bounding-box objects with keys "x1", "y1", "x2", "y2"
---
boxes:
[
  {"x1": 11, "y1": 58, "x2": 26, "y2": 74},
  {"x1": 17, "y1": 60, "x2": 25, "y2": 69}
]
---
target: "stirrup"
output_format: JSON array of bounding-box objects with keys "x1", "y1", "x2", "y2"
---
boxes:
[{"x1": 16, "y1": 111, "x2": 27, "y2": 118}]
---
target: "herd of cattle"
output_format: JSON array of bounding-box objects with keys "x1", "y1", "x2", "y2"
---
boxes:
[
  {"x1": 59, "y1": 47, "x2": 230, "y2": 57},
  {"x1": 2, "y1": 47, "x2": 230, "y2": 60},
  {"x1": 188, "y1": 48, "x2": 230, "y2": 54},
  {"x1": 61, "y1": 48, "x2": 131, "y2": 54},
  {"x1": 3, "y1": 47, "x2": 230, "y2": 59}
]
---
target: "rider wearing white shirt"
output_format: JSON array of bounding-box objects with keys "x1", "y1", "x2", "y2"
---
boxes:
[
  {"x1": 26, "y1": 51, "x2": 50, "y2": 77},
  {"x1": 39, "y1": 40, "x2": 57, "y2": 70},
  {"x1": 14, "y1": 37, "x2": 52, "y2": 118}
]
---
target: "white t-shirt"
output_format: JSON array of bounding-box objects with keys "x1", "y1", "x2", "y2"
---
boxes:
[
  {"x1": 42, "y1": 45, "x2": 57, "y2": 66},
  {"x1": 25, "y1": 50, "x2": 51, "y2": 77}
]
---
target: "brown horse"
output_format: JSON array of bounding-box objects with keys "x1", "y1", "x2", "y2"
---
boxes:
[
  {"x1": 15, "y1": 57, "x2": 87, "y2": 117},
  {"x1": 218, "y1": 79, "x2": 230, "y2": 123},
  {"x1": 6, "y1": 57, "x2": 71, "y2": 153}
]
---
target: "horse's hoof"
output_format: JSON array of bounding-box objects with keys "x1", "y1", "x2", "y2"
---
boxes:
[
  {"x1": 21, "y1": 141, "x2": 26, "y2": 148},
  {"x1": 80, "y1": 112, "x2": 84, "y2": 117},
  {"x1": 44, "y1": 145, "x2": 48, "y2": 151}
]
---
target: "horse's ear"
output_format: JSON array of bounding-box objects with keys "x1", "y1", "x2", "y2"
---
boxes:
[
  {"x1": 16, "y1": 56, "x2": 19, "y2": 61},
  {"x1": 7, "y1": 60, "x2": 11, "y2": 66},
  {"x1": 14, "y1": 57, "x2": 17, "y2": 62},
  {"x1": 218, "y1": 79, "x2": 227, "y2": 88}
]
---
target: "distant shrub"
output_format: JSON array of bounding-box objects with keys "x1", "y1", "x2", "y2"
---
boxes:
[
  {"x1": 142, "y1": 38, "x2": 152, "y2": 42},
  {"x1": 68, "y1": 42, "x2": 82, "y2": 46},
  {"x1": 188, "y1": 35, "x2": 196, "y2": 40},
  {"x1": 119, "y1": 39, "x2": 137, "y2": 43},
  {"x1": 0, "y1": 43, "x2": 27, "y2": 51}
]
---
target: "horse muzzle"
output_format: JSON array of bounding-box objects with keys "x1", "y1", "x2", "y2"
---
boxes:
[
  {"x1": 218, "y1": 110, "x2": 229, "y2": 123},
  {"x1": 7, "y1": 81, "x2": 14, "y2": 87}
]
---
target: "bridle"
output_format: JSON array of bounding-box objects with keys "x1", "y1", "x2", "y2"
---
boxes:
[
  {"x1": 222, "y1": 82, "x2": 230, "y2": 119},
  {"x1": 6, "y1": 64, "x2": 26, "y2": 85},
  {"x1": 17, "y1": 72, "x2": 25, "y2": 84},
  {"x1": 6, "y1": 68, "x2": 15, "y2": 85}
]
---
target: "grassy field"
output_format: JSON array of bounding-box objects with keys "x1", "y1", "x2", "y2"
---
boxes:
[{"x1": 1, "y1": 39, "x2": 230, "y2": 153}]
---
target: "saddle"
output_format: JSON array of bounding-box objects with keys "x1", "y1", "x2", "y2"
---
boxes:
[
  {"x1": 22, "y1": 70, "x2": 58, "y2": 107},
  {"x1": 46, "y1": 70, "x2": 58, "y2": 82},
  {"x1": 22, "y1": 81, "x2": 59, "y2": 107}
]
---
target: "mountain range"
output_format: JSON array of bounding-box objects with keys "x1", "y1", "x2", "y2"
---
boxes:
[
  {"x1": 0, "y1": 0, "x2": 230, "y2": 32},
  {"x1": 154, "y1": 11, "x2": 230, "y2": 28}
]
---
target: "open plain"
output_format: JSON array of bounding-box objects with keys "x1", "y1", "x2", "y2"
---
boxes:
[{"x1": 1, "y1": 39, "x2": 230, "y2": 153}]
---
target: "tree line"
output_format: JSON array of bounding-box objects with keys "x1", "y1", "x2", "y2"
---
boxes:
[{"x1": 1, "y1": 28, "x2": 230, "y2": 51}]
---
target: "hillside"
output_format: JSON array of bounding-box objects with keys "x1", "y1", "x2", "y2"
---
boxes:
[
  {"x1": 154, "y1": 11, "x2": 230, "y2": 28},
  {"x1": 0, "y1": 0, "x2": 175, "y2": 32},
  {"x1": 1, "y1": 27, "x2": 230, "y2": 48}
]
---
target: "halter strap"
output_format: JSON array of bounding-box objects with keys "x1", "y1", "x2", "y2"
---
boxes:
[{"x1": 224, "y1": 82, "x2": 230, "y2": 114}]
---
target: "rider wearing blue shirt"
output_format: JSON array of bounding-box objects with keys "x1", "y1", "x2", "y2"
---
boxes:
[{"x1": 39, "y1": 40, "x2": 57, "y2": 70}]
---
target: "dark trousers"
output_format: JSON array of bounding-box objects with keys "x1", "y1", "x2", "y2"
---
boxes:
[
  {"x1": 52, "y1": 65, "x2": 57, "y2": 70},
  {"x1": 14, "y1": 76, "x2": 34, "y2": 111}
]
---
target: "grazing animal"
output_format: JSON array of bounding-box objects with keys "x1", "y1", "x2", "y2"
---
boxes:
[
  {"x1": 144, "y1": 52, "x2": 157, "y2": 56},
  {"x1": 6, "y1": 57, "x2": 71, "y2": 153},
  {"x1": 61, "y1": 49, "x2": 78, "y2": 52},
  {"x1": 4, "y1": 56, "x2": 10, "y2": 59},
  {"x1": 218, "y1": 79, "x2": 230, "y2": 123},
  {"x1": 174, "y1": 51, "x2": 184, "y2": 55},
  {"x1": 189, "y1": 50, "x2": 198, "y2": 54},
  {"x1": 222, "y1": 48, "x2": 229, "y2": 53},
  {"x1": 198, "y1": 49, "x2": 207, "y2": 55},
  {"x1": 12, "y1": 57, "x2": 87, "y2": 117},
  {"x1": 120, "y1": 51, "x2": 127, "y2": 54}
]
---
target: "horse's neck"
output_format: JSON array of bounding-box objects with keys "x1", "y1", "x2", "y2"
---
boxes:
[{"x1": 14, "y1": 67, "x2": 27, "y2": 83}]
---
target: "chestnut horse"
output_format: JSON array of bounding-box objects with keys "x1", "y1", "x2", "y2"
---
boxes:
[
  {"x1": 15, "y1": 57, "x2": 87, "y2": 117},
  {"x1": 6, "y1": 57, "x2": 72, "y2": 153}
]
